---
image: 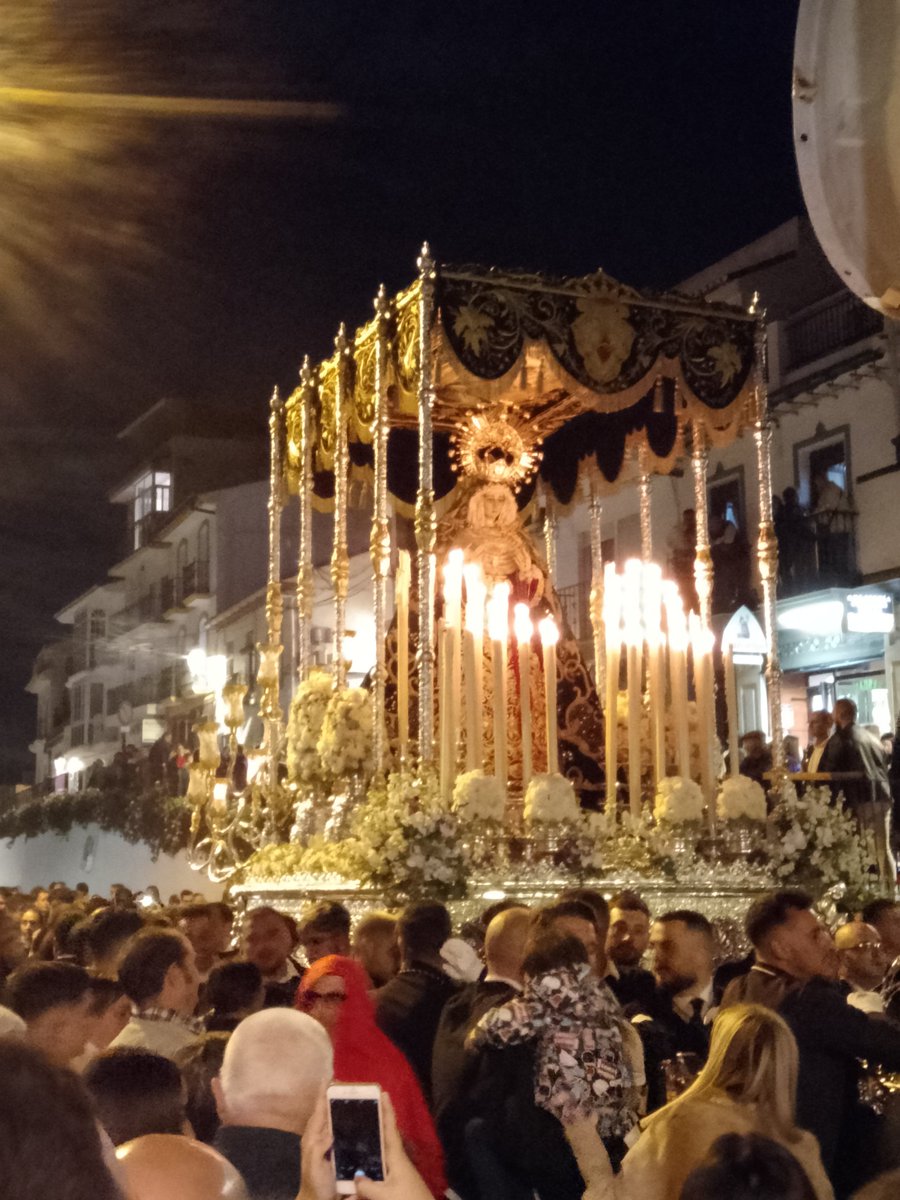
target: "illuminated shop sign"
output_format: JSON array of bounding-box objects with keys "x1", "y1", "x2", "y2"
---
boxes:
[{"x1": 845, "y1": 592, "x2": 894, "y2": 634}]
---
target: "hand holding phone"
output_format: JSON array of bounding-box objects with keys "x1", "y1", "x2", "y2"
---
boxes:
[
  {"x1": 351, "y1": 1093, "x2": 432, "y2": 1200},
  {"x1": 327, "y1": 1084, "x2": 385, "y2": 1195}
]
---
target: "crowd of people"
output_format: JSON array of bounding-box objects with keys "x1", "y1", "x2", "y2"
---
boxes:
[
  {"x1": 734, "y1": 698, "x2": 900, "y2": 883},
  {"x1": 4, "y1": 878, "x2": 900, "y2": 1200}
]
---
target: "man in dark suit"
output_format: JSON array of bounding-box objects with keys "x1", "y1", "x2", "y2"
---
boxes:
[
  {"x1": 629, "y1": 910, "x2": 716, "y2": 1112},
  {"x1": 374, "y1": 901, "x2": 459, "y2": 1105},
  {"x1": 605, "y1": 889, "x2": 656, "y2": 1010},
  {"x1": 722, "y1": 889, "x2": 900, "y2": 1199},
  {"x1": 820, "y1": 697, "x2": 895, "y2": 881},
  {"x1": 431, "y1": 906, "x2": 531, "y2": 1198}
]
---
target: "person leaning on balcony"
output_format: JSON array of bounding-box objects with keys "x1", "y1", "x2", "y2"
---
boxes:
[
  {"x1": 820, "y1": 698, "x2": 896, "y2": 882},
  {"x1": 812, "y1": 471, "x2": 854, "y2": 580}
]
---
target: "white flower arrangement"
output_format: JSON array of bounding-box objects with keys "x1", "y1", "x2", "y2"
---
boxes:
[
  {"x1": 352, "y1": 769, "x2": 468, "y2": 900},
  {"x1": 768, "y1": 782, "x2": 878, "y2": 911},
  {"x1": 285, "y1": 670, "x2": 333, "y2": 784},
  {"x1": 653, "y1": 776, "x2": 705, "y2": 825},
  {"x1": 717, "y1": 776, "x2": 767, "y2": 823},
  {"x1": 524, "y1": 772, "x2": 579, "y2": 825},
  {"x1": 452, "y1": 770, "x2": 506, "y2": 823},
  {"x1": 317, "y1": 687, "x2": 374, "y2": 780}
]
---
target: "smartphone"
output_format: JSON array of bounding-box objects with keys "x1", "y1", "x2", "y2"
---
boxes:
[{"x1": 327, "y1": 1083, "x2": 386, "y2": 1194}]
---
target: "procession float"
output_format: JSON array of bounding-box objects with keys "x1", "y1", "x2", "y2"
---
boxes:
[{"x1": 184, "y1": 247, "x2": 878, "y2": 944}]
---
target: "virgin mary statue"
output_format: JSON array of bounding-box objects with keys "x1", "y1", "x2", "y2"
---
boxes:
[{"x1": 385, "y1": 405, "x2": 605, "y2": 807}]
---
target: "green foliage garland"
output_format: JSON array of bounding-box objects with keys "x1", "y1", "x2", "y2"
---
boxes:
[{"x1": 0, "y1": 788, "x2": 192, "y2": 861}]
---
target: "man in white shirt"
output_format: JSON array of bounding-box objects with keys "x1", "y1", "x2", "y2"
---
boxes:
[
  {"x1": 112, "y1": 929, "x2": 201, "y2": 1059},
  {"x1": 835, "y1": 920, "x2": 889, "y2": 1013}
]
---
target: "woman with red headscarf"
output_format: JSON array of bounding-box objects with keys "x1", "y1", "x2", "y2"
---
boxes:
[{"x1": 296, "y1": 954, "x2": 447, "y2": 1199}]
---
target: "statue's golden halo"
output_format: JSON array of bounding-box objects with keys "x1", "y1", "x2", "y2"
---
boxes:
[{"x1": 449, "y1": 407, "x2": 543, "y2": 490}]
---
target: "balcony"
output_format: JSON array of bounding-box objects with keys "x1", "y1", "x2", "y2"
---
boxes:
[
  {"x1": 110, "y1": 593, "x2": 165, "y2": 638},
  {"x1": 776, "y1": 510, "x2": 861, "y2": 597},
  {"x1": 779, "y1": 291, "x2": 882, "y2": 378},
  {"x1": 181, "y1": 560, "x2": 211, "y2": 604},
  {"x1": 105, "y1": 663, "x2": 192, "y2": 716},
  {"x1": 160, "y1": 576, "x2": 185, "y2": 615}
]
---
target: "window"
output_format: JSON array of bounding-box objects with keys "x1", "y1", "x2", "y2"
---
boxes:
[
  {"x1": 197, "y1": 520, "x2": 210, "y2": 565},
  {"x1": 708, "y1": 466, "x2": 746, "y2": 532},
  {"x1": 132, "y1": 471, "x2": 172, "y2": 548},
  {"x1": 794, "y1": 425, "x2": 851, "y2": 509},
  {"x1": 197, "y1": 521, "x2": 211, "y2": 593},
  {"x1": 176, "y1": 538, "x2": 189, "y2": 603},
  {"x1": 71, "y1": 685, "x2": 84, "y2": 723},
  {"x1": 88, "y1": 609, "x2": 106, "y2": 668}
]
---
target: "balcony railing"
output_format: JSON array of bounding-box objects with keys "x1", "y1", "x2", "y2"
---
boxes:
[
  {"x1": 182, "y1": 560, "x2": 210, "y2": 599},
  {"x1": 110, "y1": 593, "x2": 164, "y2": 635},
  {"x1": 105, "y1": 664, "x2": 192, "y2": 716},
  {"x1": 780, "y1": 291, "x2": 882, "y2": 375},
  {"x1": 777, "y1": 509, "x2": 861, "y2": 596},
  {"x1": 557, "y1": 582, "x2": 592, "y2": 645}
]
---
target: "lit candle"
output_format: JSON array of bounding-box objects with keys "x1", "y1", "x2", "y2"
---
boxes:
[
  {"x1": 439, "y1": 549, "x2": 464, "y2": 800},
  {"x1": 623, "y1": 559, "x2": 644, "y2": 818},
  {"x1": 689, "y1": 612, "x2": 716, "y2": 818},
  {"x1": 488, "y1": 582, "x2": 510, "y2": 794},
  {"x1": 642, "y1": 563, "x2": 666, "y2": 785},
  {"x1": 723, "y1": 639, "x2": 740, "y2": 777},
  {"x1": 514, "y1": 603, "x2": 534, "y2": 789},
  {"x1": 603, "y1": 562, "x2": 621, "y2": 814},
  {"x1": 463, "y1": 563, "x2": 486, "y2": 770},
  {"x1": 663, "y1": 583, "x2": 691, "y2": 779},
  {"x1": 396, "y1": 550, "x2": 410, "y2": 761},
  {"x1": 538, "y1": 616, "x2": 560, "y2": 774}
]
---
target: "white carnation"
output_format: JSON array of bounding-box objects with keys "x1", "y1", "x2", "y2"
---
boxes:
[
  {"x1": 716, "y1": 776, "x2": 767, "y2": 822},
  {"x1": 452, "y1": 770, "x2": 506, "y2": 823},
  {"x1": 524, "y1": 773, "x2": 579, "y2": 825},
  {"x1": 653, "y1": 776, "x2": 704, "y2": 825}
]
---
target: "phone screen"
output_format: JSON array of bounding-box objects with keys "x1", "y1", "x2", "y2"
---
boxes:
[{"x1": 329, "y1": 1097, "x2": 384, "y2": 1182}]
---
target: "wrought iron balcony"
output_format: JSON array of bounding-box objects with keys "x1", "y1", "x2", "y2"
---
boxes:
[{"x1": 780, "y1": 291, "x2": 882, "y2": 376}]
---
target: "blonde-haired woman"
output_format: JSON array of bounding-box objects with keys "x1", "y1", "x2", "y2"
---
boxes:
[{"x1": 567, "y1": 1003, "x2": 833, "y2": 1200}]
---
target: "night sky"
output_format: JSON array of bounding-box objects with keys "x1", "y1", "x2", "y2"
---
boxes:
[{"x1": 0, "y1": 1, "x2": 803, "y2": 779}]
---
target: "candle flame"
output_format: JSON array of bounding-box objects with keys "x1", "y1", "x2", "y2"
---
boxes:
[
  {"x1": 513, "y1": 602, "x2": 534, "y2": 645},
  {"x1": 538, "y1": 615, "x2": 560, "y2": 647},
  {"x1": 488, "y1": 582, "x2": 511, "y2": 642},
  {"x1": 463, "y1": 562, "x2": 486, "y2": 635},
  {"x1": 443, "y1": 547, "x2": 464, "y2": 581}
]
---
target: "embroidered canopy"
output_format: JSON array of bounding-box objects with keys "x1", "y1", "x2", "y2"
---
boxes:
[{"x1": 284, "y1": 260, "x2": 759, "y2": 507}]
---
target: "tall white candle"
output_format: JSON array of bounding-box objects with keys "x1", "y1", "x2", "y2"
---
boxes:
[
  {"x1": 689, "y1": 612, "x2": 716, "y2": 818},
  {"x1": 396, "y1": 549, "x2": 410, "y2": 761},
  {"x1": 514, "y1": 603, "x2": 534, "y2": 789},
  {"x1": 642, "y1": 563, "x2": 666, "y2": 784},
  {"x1": 623, "y1": 559, "x2": 644, "y2": 818},
  {"x1": 463, "y1": 563, "x2": 486, "y2": 771},
  {"x1": 723, "y1": 640, "x2": 740, "y2": 777},
  {"x1": 603, "y1": 562, "x2": 621, "y2": 814},
  {"x1": 538, "y1": 616, "x2": 560, "y2": 774},
  {"x1": 663, "y1": 582, "x2": 691, "y2": 779},
  {"x1": 488, "y1": 582, "x2": 510, "y2": 794},
  {"x1": 440, "y1": 549, "x2": 464, "y2": 800}
]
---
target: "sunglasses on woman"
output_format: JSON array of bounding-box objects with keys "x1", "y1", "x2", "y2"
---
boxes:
[{"x1": 299, "y1": 990, "x2": 347, "y2": 1009}]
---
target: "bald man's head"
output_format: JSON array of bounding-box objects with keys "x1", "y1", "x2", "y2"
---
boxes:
[
  {"x1": 484, "y1": 906, "x2": 531, "y2": 985},
  {"x1": 116, "y1": 1134, "x2": 248, "y2": 1200},
  {"x1": 835, "y1": 921, "x2": 888, "y2": 992}
]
